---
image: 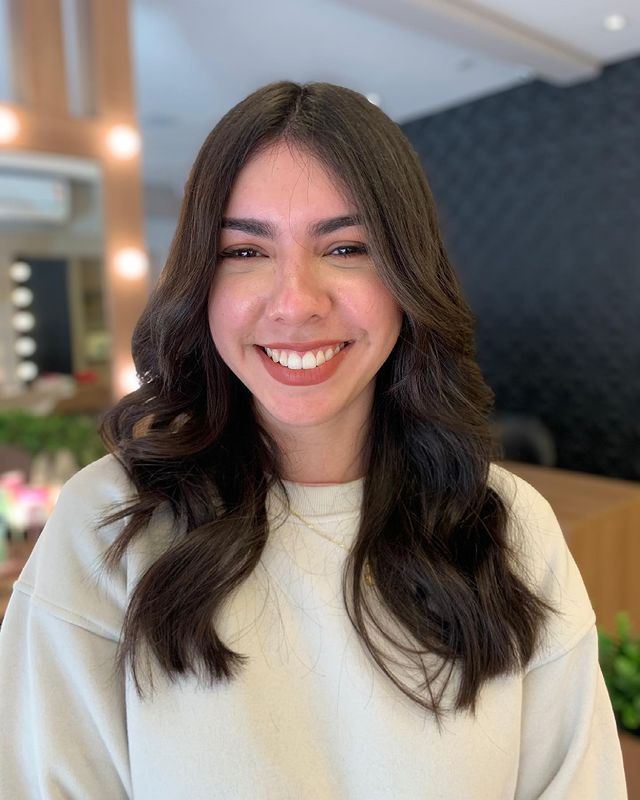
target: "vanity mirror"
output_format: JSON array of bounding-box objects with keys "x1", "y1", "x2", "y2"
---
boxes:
[{"x1": 0, "y1": 151, "x2": 110, "y2": 411}]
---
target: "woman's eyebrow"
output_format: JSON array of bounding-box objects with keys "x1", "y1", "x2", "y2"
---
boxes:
[
  {"x1": 308, "y1": 215, "x2": 362, "y2": 237},
  {"x1": 220, "y1": 214, "x2": 362, "y2": 239},
  {"x1": 221, "y1": 218, "x2": 277, "y2": 238}
]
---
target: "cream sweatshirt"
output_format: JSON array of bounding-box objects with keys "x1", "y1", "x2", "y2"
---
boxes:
[{"x1": 0, "y1": 456, "x2": 627, "y2": 799}]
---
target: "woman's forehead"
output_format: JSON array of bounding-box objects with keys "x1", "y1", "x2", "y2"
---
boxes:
[{"x1": 225, "y1": 142, "x2": 356, "y2": 219}]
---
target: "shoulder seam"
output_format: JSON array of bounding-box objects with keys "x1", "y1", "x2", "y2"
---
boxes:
[
  {"x1": 526, "y1": 614, "x2": 596, "y2": 674},
  {"x1": 11, "y1": 581, "x2": 121, "y2": 643}
]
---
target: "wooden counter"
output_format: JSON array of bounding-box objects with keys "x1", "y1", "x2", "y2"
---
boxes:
[{"x1": 502, "y1": 461, "x2": 640, "y2": 633}]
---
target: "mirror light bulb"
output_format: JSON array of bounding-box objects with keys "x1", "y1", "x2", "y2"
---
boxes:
[
  {"x1": 15, "y1": 337, "x2": 36, "y2": 357},
  {"x1": 115, "y1": 247, "x2": 148, "y2": 279},
  {"x1": 12, "y1": 311, "x2": 35, "y2": 332},
  {"x1": 106, "y1": 124, "x2": 141, "y2": 159},
  {"x1": 11, "y1": 287, "x2": 33, "y2": 308},
  {"x1": 9, "y1": 261, "x2": 31, "y2": 282},
  {"x1": 0, "y1": 107, "x2": 20, "y2": 144},
  {"x1": 16, "y1": 361, "x2": 38, "y2": 382}
]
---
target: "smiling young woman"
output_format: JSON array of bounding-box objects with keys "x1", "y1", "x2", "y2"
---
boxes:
[{"x1": 0, "y1": 82, "x2": 626, "y2": 799}]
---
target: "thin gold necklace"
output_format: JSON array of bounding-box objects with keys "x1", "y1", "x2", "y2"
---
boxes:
[{"x1": 287, "y1": 507, "x2": 374, "y2": 587}]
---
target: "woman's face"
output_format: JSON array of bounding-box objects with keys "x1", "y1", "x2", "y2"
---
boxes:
[{"x1": 208, "y1": 142, "x2": 402, "y2": 436}]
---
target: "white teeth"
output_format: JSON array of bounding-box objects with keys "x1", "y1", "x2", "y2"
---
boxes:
[
  {"x1": 263, "y1": 342, "x2": 347, "y2": 370},
  {"x1": 301, "y1": 352, "x2": 316, "y2": 369}
]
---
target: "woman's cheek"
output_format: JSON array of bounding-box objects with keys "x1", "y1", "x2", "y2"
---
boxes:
[{"x1": 209, "y1": 278, "x2": 264, "y2": 340}]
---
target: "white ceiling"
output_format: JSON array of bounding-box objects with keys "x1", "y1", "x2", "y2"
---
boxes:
[{"x1": 130, "y1": 0, "x2": 640, "y2": 194}]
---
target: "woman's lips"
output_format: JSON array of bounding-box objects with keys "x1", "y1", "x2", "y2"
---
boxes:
[{"x1": 255, "y1": 341, "x2": 351, "y2": 386}]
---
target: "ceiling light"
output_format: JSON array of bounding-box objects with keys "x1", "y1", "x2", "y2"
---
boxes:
[
  {"x1": 106, "y1": 124, "x2": 141, "y2": 159},
  {"x1": 0, "y1": 106, "x2": 20, "y2": 144},
  {"x1": 603, "y1": 13, "x2": 627, "y2": 31}
]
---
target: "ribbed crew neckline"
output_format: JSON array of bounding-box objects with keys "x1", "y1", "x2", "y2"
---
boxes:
[{"x1": 278, "y1": 477, "x2": 364, "y2": 518}]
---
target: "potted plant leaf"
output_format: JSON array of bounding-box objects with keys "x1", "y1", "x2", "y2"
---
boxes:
[
  {"x1": 599, "y1": 612, "x2": 640, "y2": 796},
  {"x1": 0, "y1": 411, "x2": 105, "y2": 469}
]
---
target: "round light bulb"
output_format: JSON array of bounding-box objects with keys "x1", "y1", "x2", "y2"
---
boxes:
[
  {"x1": 9, "y1": 261, "x2": 31, "y2": 282},
  {"x1": 0, "y1": 106, "x2": 20, "y2": 144},
  {"x1": 16, "y1": 361, "x2": 38, "y2": 382},
  {"x1": 114, "y1": 247, "x2": 148, "y2": 279},
  {"x1": 106, "y1": 124, "x2": 141, "y2": 159},
  {"x1": 12, "y1": 311, "x2": 35, "y2": 332},
  {"x1": 14, "y1": 337, "x2": 36, "y2": 357},
  {"x1": 366, "y1": 92, "x2": 381, "y2": 107},
  {"x1": 11, "y1": 287, "x2": 33, "y2": 308},
  {"x1": 603, "y1": 14, "x2": 627, "y2": 31}
]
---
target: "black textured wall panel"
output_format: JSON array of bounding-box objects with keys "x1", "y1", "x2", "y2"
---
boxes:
[{"x1": 402, "y1": 56, "x2": 640, "y2": 480}]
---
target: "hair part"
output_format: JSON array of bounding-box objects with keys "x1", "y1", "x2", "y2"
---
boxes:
[{"x1": 100, "y1": 81, "x2": 551, "y2": 714}]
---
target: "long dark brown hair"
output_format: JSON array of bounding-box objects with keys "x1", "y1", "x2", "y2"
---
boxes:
[{"x1": 100, "y1": 81, "x2": 550, "y2": 715}]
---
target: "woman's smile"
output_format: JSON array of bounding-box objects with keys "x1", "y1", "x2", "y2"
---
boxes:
[{"x1": 255, "y1": 340, "x2": 352, "y2": 386}]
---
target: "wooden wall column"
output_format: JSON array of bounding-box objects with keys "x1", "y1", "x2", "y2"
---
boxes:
[
  {"x1": 89, "y1": 0, "x2": 147, "y2": 398},
  {"x1": 3, "y1": 0, "x2": 148, "y2": 401},
  {"x1": 9, "y1": 0, "x2": 68, "y2": 113}
]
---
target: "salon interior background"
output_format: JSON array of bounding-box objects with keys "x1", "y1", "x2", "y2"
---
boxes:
[{"x1": 1, "y1": 0, "x2": 638, "y2": 480}]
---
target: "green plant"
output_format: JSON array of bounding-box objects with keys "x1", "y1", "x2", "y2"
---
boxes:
[
  {"x1": 599, "y1": 612, "x2": 640, "y2": 735},
  {"x1": 0, "y1": 411, "x2": 106, "y2": 468}
]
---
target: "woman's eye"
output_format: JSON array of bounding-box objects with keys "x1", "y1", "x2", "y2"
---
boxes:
[
  {"x1": 219, "y1": 247, "x2": 264, "y2": 259},
  {"x1": 328, "y1": 244, "x2": 368, "y2": 258}
]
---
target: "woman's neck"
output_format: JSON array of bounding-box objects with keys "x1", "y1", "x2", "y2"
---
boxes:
[
  {"x1": 281, "y1": 430, "x2": 365, "y2": 484},
  {"x1": 259, "y1": 410, "x2": 368, "y2": 485},
  {"x1": 294, "y1": 478, "x2": 362, "y2": 487}
]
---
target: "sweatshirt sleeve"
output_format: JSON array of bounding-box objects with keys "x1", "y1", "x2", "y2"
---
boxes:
[
  {"x1": 490, "y1": 466, "x2": 627, "y2": 799},
  {"x1": 515, "y1": 625, "x2": 627, "y2": 799},
  {"x1": 0, "y1": 589, "x2": 131, "y2": 799},
  {"x1": 0, "y1": 456, "x2": 135, "y2": 799}
]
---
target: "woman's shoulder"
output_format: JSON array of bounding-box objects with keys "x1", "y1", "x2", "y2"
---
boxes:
[
  {"x1": 488, "y1": 462, "x2": 551, "y2": 515},
  {"x1": 488, "y1": 462, "x2": 565, "y2": 555},
  {"x1": 488, "y1": 462, "x2": 596, "y2": 668},
  {"x1": 13, "y1": 454, "x2": 167, "y2": 640},
  {"x1": 37, "y1": 453, "x2": 140, "y2": 569},
  {"x1": 61, "y1": 452, "x2": 136, "y2": 502}
]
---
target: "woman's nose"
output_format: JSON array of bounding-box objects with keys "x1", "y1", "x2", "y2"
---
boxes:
[{"x1": 266, "y1": 259, "x2": 331, "y2": 324}]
